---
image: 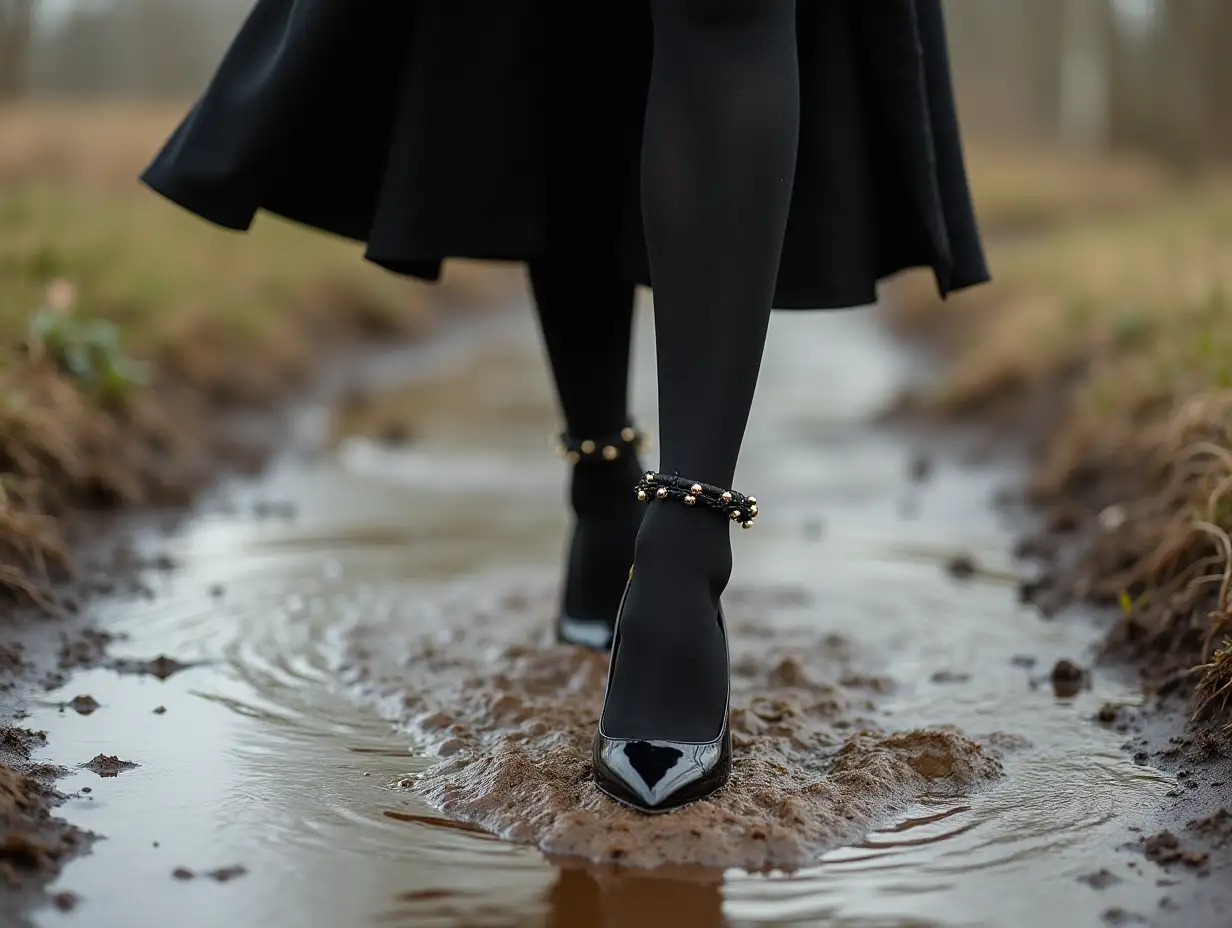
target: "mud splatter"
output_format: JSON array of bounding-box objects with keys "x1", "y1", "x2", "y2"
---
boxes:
[{"x1": 341, "y1": 581, "x2": 1002, "y2": 870}]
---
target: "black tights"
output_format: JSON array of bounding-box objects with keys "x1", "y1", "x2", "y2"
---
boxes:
[{"x1": 533, "y1": 0, "x2": 800, "y2": 741}]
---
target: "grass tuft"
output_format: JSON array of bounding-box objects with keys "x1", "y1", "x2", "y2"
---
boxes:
[
  {"x1": 0, "y1": 102, "x2": 517, "y2": 609},
  {"x1": 888, "y1": 154, "x2": 1232, "y2": 730}
]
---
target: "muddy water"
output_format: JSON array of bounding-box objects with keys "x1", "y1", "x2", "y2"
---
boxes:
[{"x1": 29, "y1": 299, "x2": 1175, "y2": 927}]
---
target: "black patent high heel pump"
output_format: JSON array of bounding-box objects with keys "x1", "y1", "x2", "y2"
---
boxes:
[
  {"x1": 553, "y1": 424, "x2": 649, "y2": 651},
  {"x1": 591, "y1": 471, "x2": 756, "y2": 813}
]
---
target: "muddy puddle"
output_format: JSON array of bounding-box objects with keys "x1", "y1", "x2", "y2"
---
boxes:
[{"x1": 25, "y1": 300, "x2": 1177, "y2": 927}]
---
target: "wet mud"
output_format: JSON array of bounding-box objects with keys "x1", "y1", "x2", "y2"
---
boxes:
[
  {"x1": 343, "y1": 584, "x2": 1001, "y2": 869},
  {"x1": 0, "y1": 728, "x2": 93, "y2": 896},
  {"x1": 2, "y1": 304, "x2": 1223, "y2": 926}
]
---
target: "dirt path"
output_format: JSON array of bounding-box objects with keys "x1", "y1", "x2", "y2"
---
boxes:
[{"x1": 4, "y1": 301, "x2": 1227, "y2": 927}]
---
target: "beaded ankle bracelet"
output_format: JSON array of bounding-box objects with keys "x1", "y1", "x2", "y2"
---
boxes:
[
  {"x1": 634, "y1": 471, "x2": 758, "y2": 528},
  {"x1": 553, "y1": 424, "x2": 650, "y2": 464}
]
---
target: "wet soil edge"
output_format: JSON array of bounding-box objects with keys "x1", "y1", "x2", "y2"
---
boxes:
[
  {"x1": 0, "y1": 290, "x2": 513, "y2": 923},
  {"x1": 877, "y1": 299, "x2": 1232, "y2": 928}
]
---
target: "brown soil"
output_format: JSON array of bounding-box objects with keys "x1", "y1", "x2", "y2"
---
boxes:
[
  {"x1": 344, "y1": 584, "x2": 1005, "y2": 870},
  {"x1": 881, "y1": 194, "x2": 1232, "y2": 923},
  {"x1": 886, "y1": 308, "x2": 1232, "y2": 732},
  {"x1": 0, "y1": 293, "x2": 496, "y2": 910},
  {"x1": 0, "y1": 294, "x2": 434, "y2": 615},
  {"x1": 0, "y1": 728, "x2": 93, "y2": 895},
  {"x1": 0, "y1": 213, "x2": 517, "y2": 917}
]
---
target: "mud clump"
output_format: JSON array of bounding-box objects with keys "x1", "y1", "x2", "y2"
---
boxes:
[
  {"x1": 81, "y1": 754, "x2": 138, "y2": 777},
  {"x1": 945, "y1": 554, "x2": 977, "y2": 580},
  {"x1": 1102, "y1": 907, "x2": 1146, "y2": 926},
  {"x1": 1142, "y1": 830, "x2": 1209, "y2": 870},
  {"x1": 173, "y1": 864, "x2": 248, "y2": 882},
  {"x1": 1188, "y1": 808, "x2": 1232, "y2": 847},
  {"x1": 342, "y1": 582, "x2": 1002, "y2": 870},
  {"x1": 56, "y1": 628, "x2": 114, "y2": 674},
  {"x1": 0, "y1": 643, "x2": 27, "y2": 682},
  {"x1": 0, "y1": 728, "x2": 45, "y2": 760},
  {"x1": 65, "y1": 695, "x2": 99, "y2": 715},
  {"x1": 1050, "y1": 659, "x2": 1087, "y2": 698},
  {"x1": 930, "y1": 670, "x2": 971, "y2": 685},
  {"x1": 0, "y1": 755, "x2": 93, "y2": 889},
  {"x1": 1078, "y1": 868, "x2": 1122, "y2": 890},
  {"x1": 108, "y1": 654, "x2": 193, "y2": 680}
]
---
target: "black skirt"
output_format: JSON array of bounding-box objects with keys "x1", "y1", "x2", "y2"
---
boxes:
[{"x1": 141, "y1": 1, "x2": 989, "y2": 310}]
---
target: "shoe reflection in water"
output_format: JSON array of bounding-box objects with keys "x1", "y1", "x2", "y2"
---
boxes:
[{"x1": 545, "y1": 862, "x2": 725, "y2": 928}]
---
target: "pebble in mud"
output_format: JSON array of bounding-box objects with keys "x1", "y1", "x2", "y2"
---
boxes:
[
  {"x1": 945, "y1": 553, "x2": 977, "y2": 580},
  {"x1": 1050, "y1": 659, "x2": 1087, "y2": 698},
  {"x1": 341, "y1": 582, "x2": 1004, "y2": 870},
  {"x1": 65, "y1": 695, "x2": 100, "y2": 715}
]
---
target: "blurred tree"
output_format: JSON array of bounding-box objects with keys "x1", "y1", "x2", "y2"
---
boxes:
[
  {"x1": 946, "y1": 0, "x2": 1232, "y2": 165},
  {"x1": 1058, "y1": 0, "x2": 1112, "y2": 150},
  {"x1": 28, "y1": 0, "x2": 250, "y2": 96},
  {"x1": 0, "y1": 0, "x2": 35, "y2": 99},
  {"x1": 1107, "y1": 0, "x2": 1232, "y2": 168},
  {"x1": 944, "y1": 0, "x2": 1066, "y2": 140}
]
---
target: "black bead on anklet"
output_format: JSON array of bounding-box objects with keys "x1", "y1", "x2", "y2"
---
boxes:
[
  {"x1": 634, "y1": 471, "x2": 758, "y2": 528},
  {"x1": 554, "y1": 424, "x2": 650, "y2": 465}
]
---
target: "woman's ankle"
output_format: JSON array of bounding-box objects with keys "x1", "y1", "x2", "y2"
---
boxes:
[
  {"x1": 569, "y1": 456, "x2": 644, "y2": 519},
  {"x1": 632, "y1": 503, "x2": 733, "y2": 595}
]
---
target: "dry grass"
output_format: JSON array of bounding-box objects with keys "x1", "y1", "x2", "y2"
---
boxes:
[
  {"x1": 889, "y1": 157, "x2": 1232, "y2": 730},
  {"x1": 0, "y1": 102, "x2": 517, "y2": 609},
  {"x1": 963, "y1": 141, "x2": 1172, "y2": 235}
]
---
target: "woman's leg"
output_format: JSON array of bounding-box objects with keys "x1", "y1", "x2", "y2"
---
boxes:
[
  {"x1": 602, "y1": 0, "x2": 800, "y2": 741},
  {"x1": 528, "y1": 256, "x2": 644, "y2": 633}
]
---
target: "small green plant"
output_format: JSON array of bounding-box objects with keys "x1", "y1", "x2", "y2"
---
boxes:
[
  {"x1": 1110, "y1": 308, "x2": 1157, "y2": 349},
  {"x1": 28, "y1": 309, "x2": 148, "y2": 402}
]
